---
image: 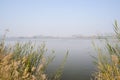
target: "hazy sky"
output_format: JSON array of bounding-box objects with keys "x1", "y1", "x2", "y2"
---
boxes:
[{"x1": 0, "y1": 0, "x2": 120, "y2": 37}]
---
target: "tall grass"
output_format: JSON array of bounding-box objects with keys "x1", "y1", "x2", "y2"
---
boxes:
[
  {"x1": 0, "y1": 35, "x2": 68, "y2": 80},
  {"x1": 93, "y1": 21, "x2": 120, "y2": 80}
]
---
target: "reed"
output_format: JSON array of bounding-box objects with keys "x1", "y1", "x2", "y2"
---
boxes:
[
  {"x1": 93, "y1": 21, "x2": 120, "y2": 80},
  {"x1": 0, "y1": 36, "x2": 68, "y2": 80}
]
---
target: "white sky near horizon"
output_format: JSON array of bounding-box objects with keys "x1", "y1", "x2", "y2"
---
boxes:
[{"x1": 0, "y1": 0, "x2": 120, "y2": 37}]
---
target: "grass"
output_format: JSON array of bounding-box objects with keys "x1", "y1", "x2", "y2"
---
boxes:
[
  {"x1": 92, "y1": 21, "x2": 120, "y2": 80},
  {"x1": 0, "y1": 35, "x2": 68, "y2": 80}
]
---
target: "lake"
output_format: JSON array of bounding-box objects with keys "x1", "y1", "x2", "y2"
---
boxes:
[{"x1": 5, "y1": 38, "x2": 104, "y2": 80}]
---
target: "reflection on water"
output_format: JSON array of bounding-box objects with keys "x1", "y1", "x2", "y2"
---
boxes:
[{"x1": 5, "y1": 38, "x2": 104, "y2": 80}]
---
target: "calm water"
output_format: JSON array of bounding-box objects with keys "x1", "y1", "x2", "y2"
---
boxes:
[{"x1": 6, "y1": 38, "x2": 104, "y2": 80}]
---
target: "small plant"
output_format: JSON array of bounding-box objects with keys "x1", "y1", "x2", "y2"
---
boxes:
[{"x1": 92, "y1": 21, "x2": 120, "y2": 80}]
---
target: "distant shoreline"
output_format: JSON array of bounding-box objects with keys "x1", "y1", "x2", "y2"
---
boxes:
[{"x1": 5, "y1": 36, "x2": 116, "y2": 40}]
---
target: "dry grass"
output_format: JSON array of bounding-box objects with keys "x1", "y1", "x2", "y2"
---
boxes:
[
  {"x1": 93, "y1": 21, "x2": 120, "y2": 80},
  {"x1": 0, "y1": 41, "x2": 48, "y2": 80},
  {"x1": 0, "y1": 37, "x2": 68, "y2": 80},
  {"x1": 0, "y1": 54, "x2": 47, "y2": 80}
]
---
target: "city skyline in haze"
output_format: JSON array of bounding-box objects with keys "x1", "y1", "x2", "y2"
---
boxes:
[{"x1": 0, "y1": 0, "x2": 120, "y2": 37}]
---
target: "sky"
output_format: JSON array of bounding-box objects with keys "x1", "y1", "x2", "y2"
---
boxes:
[{"x1": 0, "y1": 0, "x2": 120, "y2": 37}]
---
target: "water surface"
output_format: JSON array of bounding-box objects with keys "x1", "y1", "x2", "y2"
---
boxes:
[{"x1": 6, "y1": 38, "x2": 104, "y2": 80}]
